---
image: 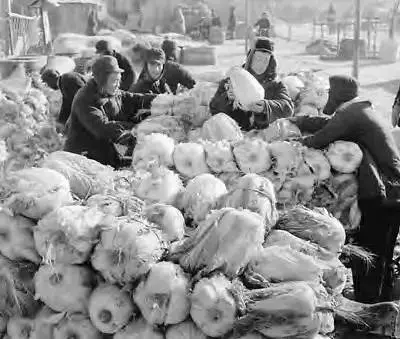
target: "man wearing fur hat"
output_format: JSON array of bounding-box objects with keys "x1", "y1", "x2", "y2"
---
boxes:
[
  {"x1": 64, "y1": 56, "x2": 156, "y2": 169},
  {"x1": 209, "y1": 37, "x2": 294, "y2": 131},
  {"x1": 290, "y1": 75, "x2": 400, "y2": 304},
  {"x1": 132, "y1": 47, "x2": 196, "y2": 95}
]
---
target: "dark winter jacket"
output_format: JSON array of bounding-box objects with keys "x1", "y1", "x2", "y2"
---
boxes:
[
  {"x1": 58, "y1": 72, "x2": 87, "y2": 125},
  {"x1": 294, "y1": 98, "x2": 400, "y2": 202},
  {"x1": 64, "y1": 79, "x2": 156, "y2": 168},
  {"x1": 114, "y1": 51, "x2": 135, "y2": 91},
  {"x1": 209, "y1": 53, "x2": 293, "y2": 131},
  {"x1": 132, "y1": 61, "x2": 196, "y2": 95},
  {"x1": 254, "y1": 18, "x2": 271, "y2": 30}
]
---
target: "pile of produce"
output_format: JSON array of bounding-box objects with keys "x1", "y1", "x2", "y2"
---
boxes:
[
  {"x1": 0, "y1": 67, "x2": 64, "y2": 171},
  {"x1": 0, "y1": 66, "x2": 393, "y2": 339},
  {"x1": 0, "y1": 144, "x2": 390, "y2": 339}
]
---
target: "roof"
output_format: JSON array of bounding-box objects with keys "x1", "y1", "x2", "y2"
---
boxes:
[{"x1": 30, "y1": 0, "x2": 103, "y2": 7}]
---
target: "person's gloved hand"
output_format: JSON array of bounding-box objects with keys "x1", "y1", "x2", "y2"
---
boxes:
[
  {"x1": 247, "y1": 100, "x2": 266, "y2": 114},
  {"x1": 224, "y1": 79, "x2": 235, "y2": 100},
  {"x1": 116, "y1": 130, "x2": 136, "y2": 146}
]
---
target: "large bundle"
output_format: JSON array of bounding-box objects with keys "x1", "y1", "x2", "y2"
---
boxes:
[
  {"x1": 226, "y1": 66, "x2": 265, "y2": 111},
  {"x1": 41, "y1": 151, "x2": 115, "y2": 199},
  {"x1": 171, "y1": 208, "x2": 265, "y2": 277}
]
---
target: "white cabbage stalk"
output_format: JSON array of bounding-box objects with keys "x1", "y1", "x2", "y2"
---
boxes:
[
  {"x1": 326, "y1": 141, "x2": 363, "y2": 173},
  {"x1": 227, "y1": 66, "x2": 265, "y2": 111},
  {"x1": 91, "y1": 216, "x2": 165, "y2": 284},
  {"x1": 54, "y1": 314, "x2": 101, "y2": 339},
  {"x1": 217, "y1": 172, "x2": 243, "y2": 190},
  {"x1": 113, "y1": 318, "x2": 164, "y2": 339},
  {"x1": 277, "y1": 174, "x2": 315, "y2": 205},
  {"x1": 321, "y1": 257, "x2": 348, "y2": 295},
  {"x1": 0, "y1": 209, "x2": 40, "y2": 263},
  {"x1": 233, "y1": 139, "x2": 272, "y2": 174},
  {"x1": 132, "y1": 133, "x2": 175, "y2": 170},
  {"x1": 189, "y1": 81, "x2": 219, "y2": 106},
  {"x1": 235, "y1": 282, "x2": 320, "y2": 338},
  {"x1": 203, "y1": 140, "x2": 238, "y2": 173},
  {"x1": 151, "y1": 93, "x2": 175, "y2": 116},
  {"x1": 41, "y1": 151, "x2": 115, "y2": 200},
  {"x1": 259, "y1": 118, "x2": 302, "y2": 143},
  {"x1": 247, "y1": 245, "x2": 323, "y2": 283},
  {"x1": 34, "y1": 264, "x2": 93, "y2": 313},
  {"x1": 134, "y1": 261, "x2": 190, "y2": 325},
  {"x1": 4, "y1": 167, "x2": 73, "y2": 220},
  {"x1": 349, "y1": 199, "x2": 361, "y2": 230},
  {"x1": 281, "y1": 76, "x2": 304, "y2": 101},
  {"x1": 269, "y1": 141, "x2": 303, "y2": 175},
  {"x1": 134, "y1": 116, "x2": 186, "y2": 143},
  {"x1": 264, "y1": 230, "x2": 334, "y2": 261},
  {"x1": 176, "y1": 208, "x2": 265, "y2": 277},
  {"x1": 190, "y1": 275, "x2": 237, "y2": 338},
  {"x1": 86, "y1": 193, "x2": 144, "y2": 217},
  {"x1": 30, "y1": 307, "x2": 64, "y2": 339},
  {"x1": 276, "y1": 206, "x2": 346, "y2": 255},
  {"x1": 303, "y1": 148, "x2": 331, "y2": 181},
  {"x1": 179, "y1": 173, "x2": 227, "y2": 224},
  {"x1": 34, "y1": 206, "x2": 107, "y2": 264},
  {"x1": 221, "y1": 174, "x2": 278, "y2": 228},
  {"x1": 201, "y1": 113, "x2": 243, "y2": 142},
  {"x1": 166, "y1": 320, "x2": 207, "y2": 339},
  {"x1": 135, "y1": 166, "x2": 184, "y2": 205},
  {"x1": 89, "y1": 284, "x2": 135, "y2": 334},
  {"x1": 144, "y1": 204, "x2": 185, "y2": 241},
  {"x1": 173, "y1": 142, "x2": 209, "y2": 178},
  {"x1": 6, "y1": 316, "x2": 33, "y2": 339},
  {"x1": 187, "y1": 128, "x2": 203, "y2": 143}
]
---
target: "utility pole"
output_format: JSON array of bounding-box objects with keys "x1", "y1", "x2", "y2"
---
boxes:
[
  {"x1": 352, "y1": 0, "x2": 361, "y2": 79},
  {"x1": 6, "y1": 0, "x2": 14, "y2": 56}
]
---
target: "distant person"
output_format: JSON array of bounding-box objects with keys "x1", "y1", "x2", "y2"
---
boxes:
[
  {"x1": 227, "y1": 6, "x2": 237, "y2": 39},
  {"x1": 129, "y1": 42, "x2": 150, "y2": 85},
  {"x1": 161, "y1": 39, "x2": 179, "y2": 62},
  {"x1": 95, "y1": 40, "x2": 135, "y2": 91},
  {"x1": 86, "y1": 8, "x2": 98, "y2": 36},
  {"x1": 171, "y1": 6, "x2": 186, "y2": 35},
  {"x1": 211, "y1": 9, "x2": 222, "y2": 27},
  {"x1": 132, "y1": 47, "x2": 196, "y2": 95},
  {"x1": 327, "y1": 3, "x2": 337, "y2": 35},
  {"x1": 41, "y1": 69, "x2": 88, "y2": 129},
  {"x1": 254, "y1": 12, "x2": 271, "y2": 37},
  {"x1": 210, "y1": 37, "x2": 293, "y2": 131}
]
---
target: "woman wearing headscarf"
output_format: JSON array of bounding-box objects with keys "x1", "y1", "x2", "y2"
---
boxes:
[{"x1": 209, "y1": 37, "x2": 294, "y2": 131}]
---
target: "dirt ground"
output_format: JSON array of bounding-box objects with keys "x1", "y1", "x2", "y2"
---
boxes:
[{"x1": 186, "y1": 37, "x2": 399, "y2": 123}]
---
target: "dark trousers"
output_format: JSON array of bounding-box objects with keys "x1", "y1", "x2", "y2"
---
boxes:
[{"x1": 352, "y1": 198, "x2": 400, "y2": 303}]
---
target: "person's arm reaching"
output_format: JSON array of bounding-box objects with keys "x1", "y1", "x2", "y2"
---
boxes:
[{"x1": 209, "y1": 78, "x2": 234, "y2": 115}]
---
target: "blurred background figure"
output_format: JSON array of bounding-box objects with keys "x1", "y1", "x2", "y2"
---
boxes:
[
  {"x1": 95, "y1": 39, "x2": 134, "y2": 91},
  {"x1": 227, "y1": 6, "x2": 237, "y2": 40},
  {"x1": 86, "y1": 8, "x2": 98, "y2": 36},
  {"x1": 171, "y1": 5, "x2": 186, "y2": 35},
  {"x1": 210, "y1": 9, "x2": 222, "y2": 28},
  {"x1": 254, "y1": 11, "x2": 271, "y2": 37},
  {"x1": 162, "y1": 38, "x2": 180, "y2": 62},
  {"x1": 128, "y1": 42, "x2": 151, "y2": 86}
]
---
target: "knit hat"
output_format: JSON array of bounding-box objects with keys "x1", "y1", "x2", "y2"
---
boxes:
[
  {"x1": 92, "y1": 56, "x2": 124, "y2": 76},
  {"x1": 254, "y1": 37, "x2": 274, "y2": 54},
  {"x1": 146, "y1": 48, "x2": 166, "y2": 64},
  {"x1": 41, "y1": 68, "x2": 60, "y2": 90},
  {"x1": 329, "y1": 75, "x2": 359, "y2": 101},
  {"x1": 95, "y1": 40, "x2": 113, "y2": 54}
]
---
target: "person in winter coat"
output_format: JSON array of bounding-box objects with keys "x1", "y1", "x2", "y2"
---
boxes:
[
  {"x1": 64, "y1": 56, "x2": 156, "y2": 169},
  {"x1": 41, "y1": 69, "x2": 88, "y2": 128},
  {"x1": 254, "y1": 12, "x2": 271, "y2": 36},
  {"x1": 289, "y1": 75, "x2": 400, "y2": 304},
  {"x1": 95, "y1": 40, "x2": 135, "y2": 91},
  {"x1": 86, "y1": 8, "x2": 98, "y2": 36},
  {"x1": 209, "y1": 37, "x2": 294, "y2": 131},
  {"x1": 132, "y1": 47, "x2": 196, "y2": 95},
  {"x1": 227, "y1": 6, "x2": 237, "y2": 40},
  {"x1": 392, "y1": 83, "x2": 400, "y2": 127},
  {"x1": 161, "y1": 39, "x2": 179, "y2": 62},
  {"x1": 171, "y1": 5, "x2": 186, "y2": 35},
  {"x1": 129, "y1": 42, "x2": 151, "y2": 86},
  {"x1": 211, "y1": 9, "x2": 222, "y2": 27}
]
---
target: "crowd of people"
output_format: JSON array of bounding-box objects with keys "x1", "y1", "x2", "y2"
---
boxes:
[{"x1": 39, "y1": 31, "x2": 400, "y2": 309}]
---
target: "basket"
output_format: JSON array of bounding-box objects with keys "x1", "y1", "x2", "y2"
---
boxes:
[{"x1": 180, "y1": 46, "x2": 217, "y2": 66}]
